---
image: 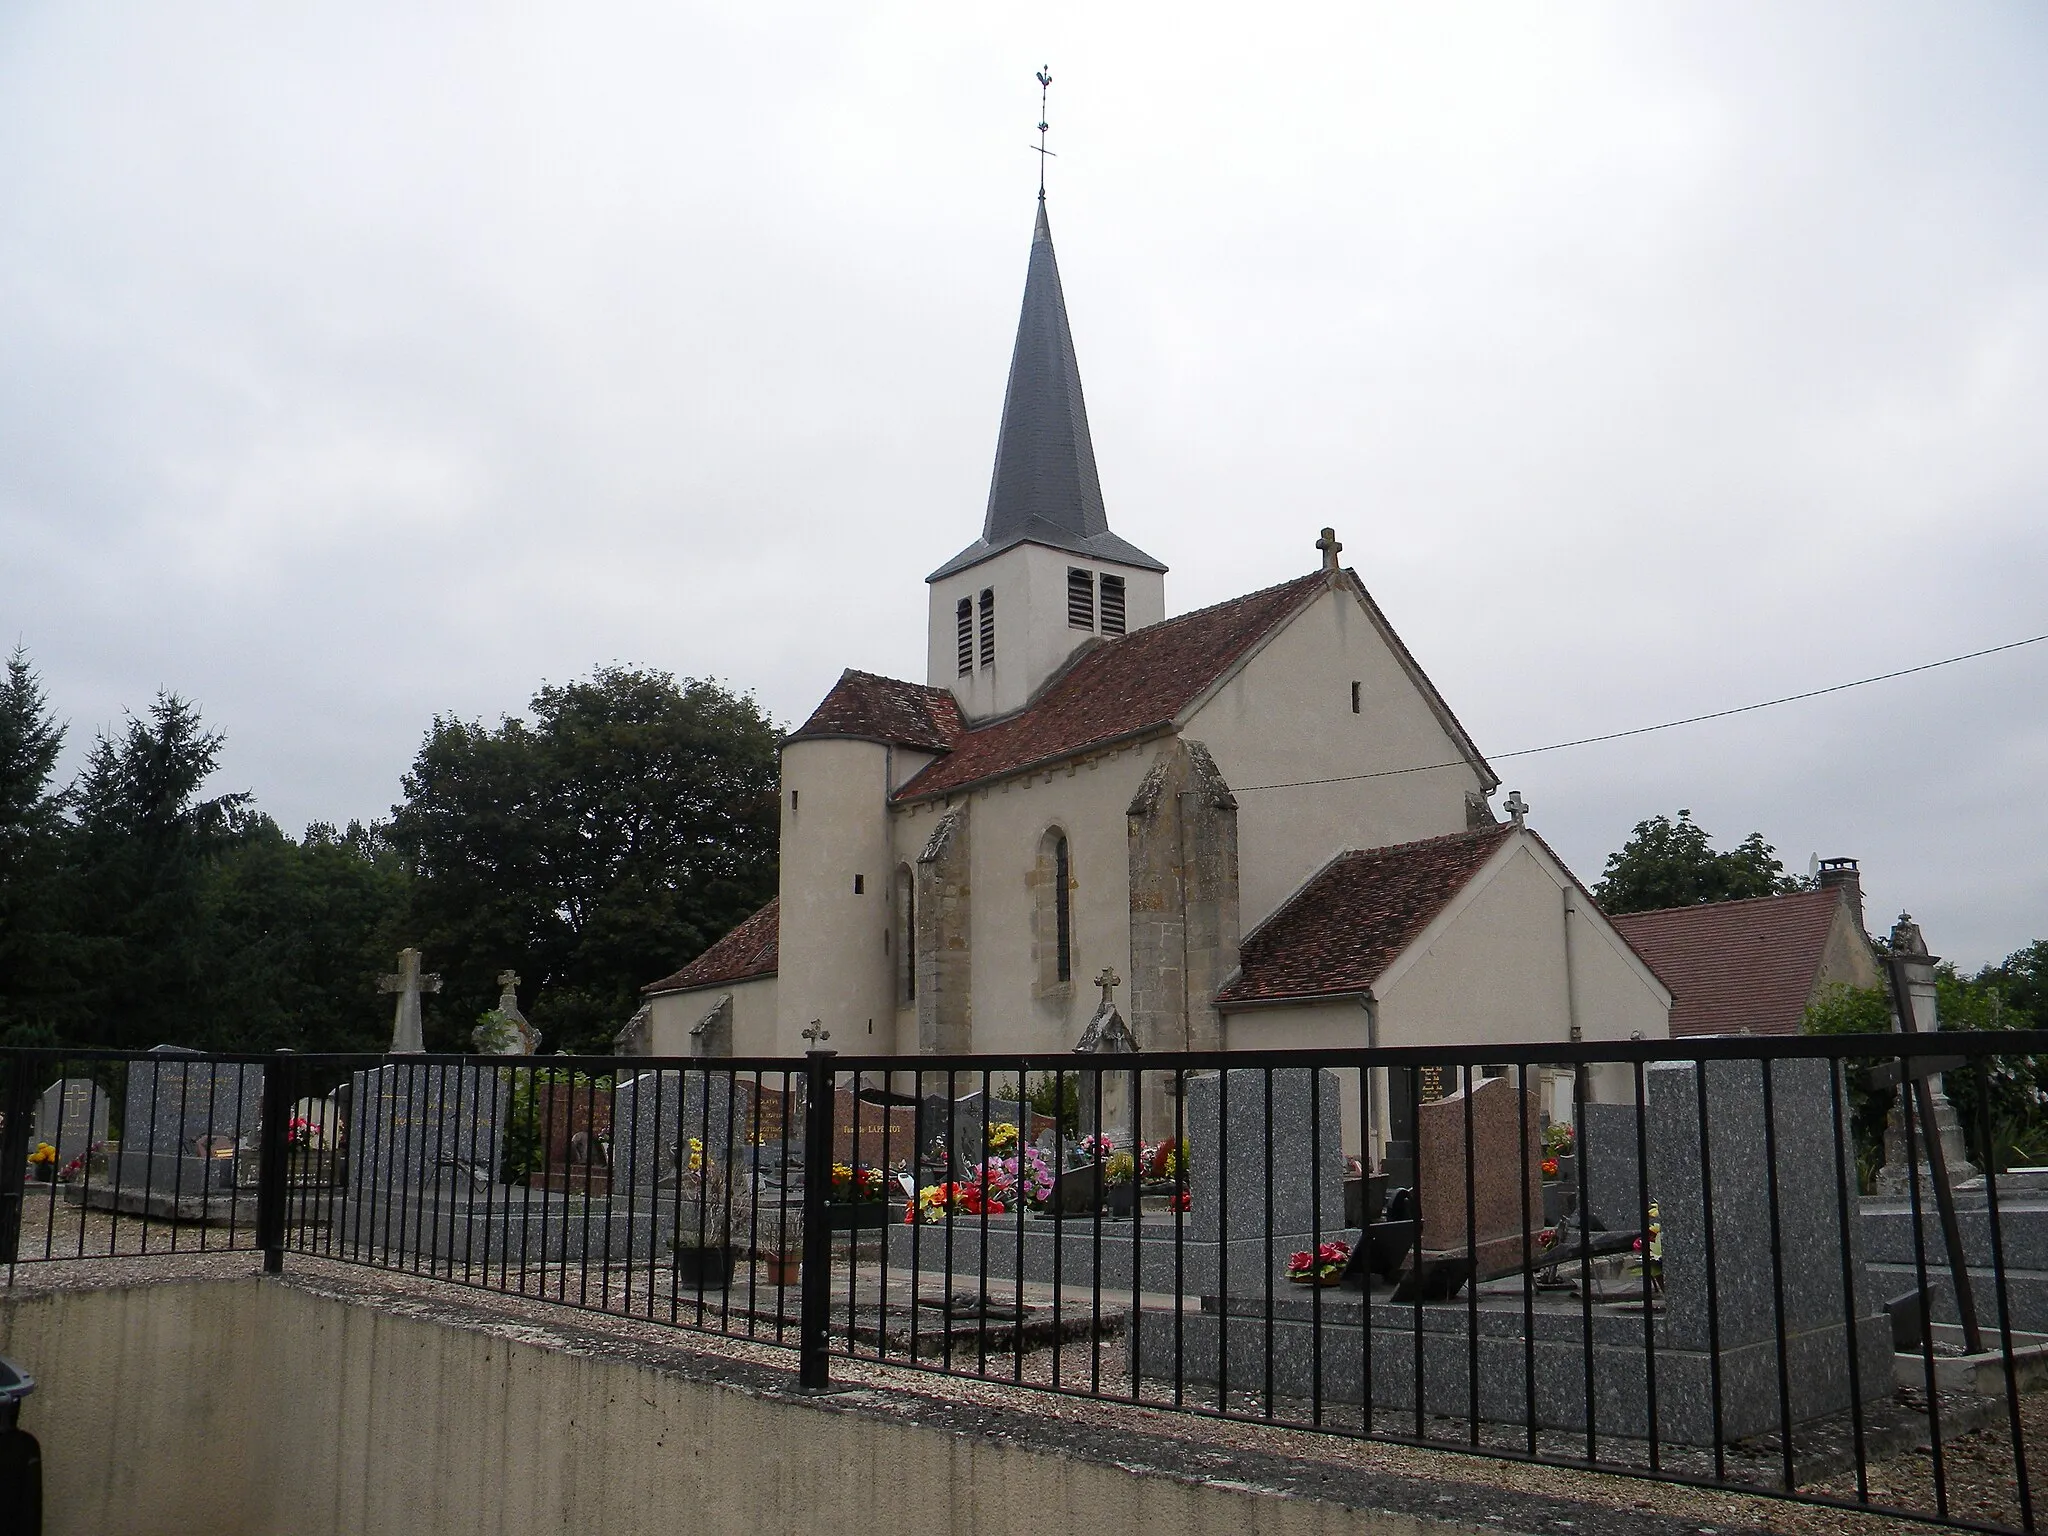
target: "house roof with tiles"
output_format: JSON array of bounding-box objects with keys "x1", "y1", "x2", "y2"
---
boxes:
[
  {"x1": 642, "y1": 898, "x2": 780, "y2": 995},
  {"x1": 1608, "y1": 888, "x2": 1852, "y2": 1037}
]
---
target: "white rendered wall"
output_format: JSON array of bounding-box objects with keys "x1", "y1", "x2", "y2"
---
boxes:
[
  {"x1": 646, "y1": 976, "x2": 779, "y2": 1058},
  {"x1": 1187, "y1": 579, "x2": 1488, "y2": 932},
  {"x1": 888, "y1": 738, "x2": 1161, "y2": 1056},
  {"x1": 927, "y1": 542, "x2": 1166, "y2": 721},
  {"x1": 777, "y1": 737, "x2": 894, "y2": 1055}
]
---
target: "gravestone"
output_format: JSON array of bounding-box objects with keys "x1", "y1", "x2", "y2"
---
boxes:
[
  {"x1": 1185, "y1": 1067, "x2": 1346, "y2": 1246},
  {"x1": 1414, "y1": 1074, "x2": 1542, "y2": 1280},
  {"x1": 33, "y1": 1078, "x2": 108, "y2": 1164},
  {"x1": 1575, "y1": 1100, "x2": 1647, "y2": 1233},
  {"x1": 346, "y1": 1059, "x2": 508, "y2": 1194},
  {"x1": 117, "y1": 1046, "x2": 264, "y2": 1193},
  {"x1": 288, "y1": 1095, "x2": 340, "y2": 1150},
  {"x1": 611, "y1": 1068, "x2": 776, "y2": 1199}
]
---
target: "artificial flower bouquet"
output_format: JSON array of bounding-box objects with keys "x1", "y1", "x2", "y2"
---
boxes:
[
  {"x1": 827, "y1": 1162, "x2": 885, "y2": 1203},
  {"x1": 1287, "y1": 1240, "x2": 1351, "y2": 1285}
]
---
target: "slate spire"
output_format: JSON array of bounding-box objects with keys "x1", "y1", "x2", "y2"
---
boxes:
[{"x1": 928, "y1": 202, "x2": 1164, "y2": 582}]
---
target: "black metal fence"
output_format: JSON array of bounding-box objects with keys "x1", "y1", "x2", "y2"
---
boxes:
[{"x1": 5, "y1": 1033, "x2": 2048, "y2": 1533}]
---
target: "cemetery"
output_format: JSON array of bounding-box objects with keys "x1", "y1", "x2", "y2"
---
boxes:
[{"x1": 4, "y1": 1028, "x2": 2046, "y2": 1536}]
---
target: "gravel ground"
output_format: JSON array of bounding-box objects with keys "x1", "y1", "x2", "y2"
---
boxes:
[{"x1": 7, "y1": 1246, "x2": 2042, "y2": 1535}]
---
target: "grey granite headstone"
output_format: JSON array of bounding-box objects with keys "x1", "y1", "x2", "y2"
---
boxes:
[
  {"x1": 612, "y1": 1068, "x2": 772, "y2": 1198},
  {"x1": 1185, "y1": 1068, "x2": 1346, "y2": 1244},
  {"x1": 1648, "y1": 1057, "x2": 1873, "y2": 1352},
  {"x1": 346, "y1": 1060, "x2": 508, "y2": 1194},
  {"x1": 1575, "y1": 1100, "x2": 1647, "y2": 1233},
  {"x1": 121, "y1": 1046, "x2": 263, "y2": 1164},
  {"x1": 34, "y1": 1077, "x2": 108, "y2": 1163}
]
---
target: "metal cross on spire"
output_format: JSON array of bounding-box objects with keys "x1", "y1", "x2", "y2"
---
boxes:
[{"x1": 1033, "y1": 66, "x2": 1055, "y2": 201}]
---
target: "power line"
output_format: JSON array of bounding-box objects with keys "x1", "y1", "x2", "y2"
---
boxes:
[{"x1": 1233, "y1": 630, "x2": 2048, "y2": 794}]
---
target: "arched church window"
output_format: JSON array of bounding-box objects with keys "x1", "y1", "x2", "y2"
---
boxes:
[
  {"x1": 1053, "y1": 834, "x2": 1072, "y2": 983},
  {"x1": 956, "y1": 598, "x2": 973, "y2": 676},
  {"x1": 1033, "y1": 827, "x2": 1074, "y2": 997},
  {"x1": 978, "y1": 588, "x2": 996, "y2": 668}
]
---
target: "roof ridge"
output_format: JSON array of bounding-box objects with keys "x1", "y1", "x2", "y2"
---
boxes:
[{"x1": 1609, "y1": 886, "x2": 1831, "y2": 922}]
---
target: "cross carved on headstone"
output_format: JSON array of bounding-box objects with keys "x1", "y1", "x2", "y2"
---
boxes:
[
  {"x1": 1316, "y1": 527, "x2": 1343, "y2": 573},
  {"x1": 378, "y1": 947, "x2": 442, "y2": 1054},
  {"x1": 1504, "y1": 790, "x2": 1528, "y2": 828},
  {"x1": 1093, "y1": 967, "x2": 1121, "y2": 1008}
]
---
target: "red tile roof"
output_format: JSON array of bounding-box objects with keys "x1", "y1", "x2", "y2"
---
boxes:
[
  {"x1": 1608, "y1": 889, "x2": 1847, "y2": 1037},
  {"x1": 1217, "y1": 826, "x2": 1515, "y2": 1006},
  {"x1": 895, "y1": 573, "x2": 1327, "y2": 800},
  {"x1": 788, "y1": 670, "x2": 962, "y2": 752},
  {"x1": 643, "y1": 899, "x2": 779, "y2": 994}
]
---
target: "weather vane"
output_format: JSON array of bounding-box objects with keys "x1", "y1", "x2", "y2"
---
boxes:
[{"x1": 1033, "y1": 66, "x2": 1054, "y2": 201}]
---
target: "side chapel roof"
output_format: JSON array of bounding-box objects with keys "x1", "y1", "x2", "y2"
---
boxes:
[
  {"x1": 1608, "y1": 888, "x2": 1850, "y2": 1037},
  {"x1": 643, "y1": 898, "x2": 780, "y2": 995},
  {"x1": 1216, "y1": 826, "x2": 1516, "y2": 1006},
  {"x1": 929, "y1": 202, "x2": 1165, "y2": 583}
]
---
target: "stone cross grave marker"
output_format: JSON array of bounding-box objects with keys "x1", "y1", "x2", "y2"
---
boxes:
[
  {"x1": 1186, "y1": 1067, "x2": 1346, "y2": 1247},
  {"x1": 378, "y1": 947, "x2": 442, "y2": 1054},
  {"x1": 472, "y1": 969, "x2": 541, "y2": 1055},
  {"x1": 118, "y1": 1047, "x2": 264, "y2": 1192},
  {"x1": 1415, "y1": 1072, "x2": 1542, "y2": 1280},
  {"x1": 33, "y1": 1077, "x2": 108, "y2": 1164}
]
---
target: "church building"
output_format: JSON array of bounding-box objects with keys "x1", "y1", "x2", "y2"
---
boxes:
[{"x1": 639, "y1": 197, "x2": 1671, "y2": 1084}]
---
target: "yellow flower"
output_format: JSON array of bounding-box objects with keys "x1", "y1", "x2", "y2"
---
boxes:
[
  {"x1": 987, "y1": 1122, "x2": 1019, "y2": 1152},
  {"x1": 27, "y1": 1143, "x2": 55, "y2": 1166}
]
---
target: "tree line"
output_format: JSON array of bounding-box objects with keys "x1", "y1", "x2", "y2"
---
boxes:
[{"x1": 0, "y1": 650, "x2": 778, "y2": 1056}]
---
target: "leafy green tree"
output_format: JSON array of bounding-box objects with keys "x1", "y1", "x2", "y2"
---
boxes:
[
  {"x1": 387, "y1": 666, "x2": 779, "y2": 1053},
  {"x1": 0, "y1": 648, "x2": 82, "y2": 1044},
  {"x1": 195, "y1": 818, "x2": 413, "y2": 1053},
  {"x1": 1593, "y1": 809, "x2": 1803, "y2": 915}
]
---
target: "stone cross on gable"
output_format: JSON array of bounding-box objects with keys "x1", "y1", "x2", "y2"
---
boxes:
[
  {"x1": 378, "y1": 947, "x2": 441, "y2": 1054},
  {"x1": 801, "y1": 1021, "x2": 831, "y2": 1051},
  {"x1": 1317, "y1": 527, "x2": 1343, "y2": 573},
  {"x1": 1504, "y1": 790, "x2": 1528, "y2": 828}
]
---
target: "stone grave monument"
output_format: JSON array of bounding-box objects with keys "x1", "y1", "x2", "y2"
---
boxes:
[
  {"x1": 33, "y1": 1077, "x2": 108, "y2": 1165},
  {"x1": 1415, "y1": 1073, "x2": 1542, "y2": 1280},
  {"x1": 1185, "y1": 1066, "x2": 1347, "y2": 1249},
  {"x1": 79, "y1": 1046, "x2": 263, "y2": 1220}
]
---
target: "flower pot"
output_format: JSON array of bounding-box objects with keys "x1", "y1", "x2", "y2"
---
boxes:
[
  {"x1": 30, "y1": 1165, "x2": 53, "y2": 1184},
  {"x1": 763, "y1": 1255, "x2": 801, "y2": 1286},
  {"x1": 672, "y1": 1245, "x2": 736, "y2": 1289},
  {"x1": 1288, "y1": 1273, "x2": 1344, "y2": 1287},
  {"x1": 1105, "y1": 1184, "x2": 1136, "y2": 1217}
]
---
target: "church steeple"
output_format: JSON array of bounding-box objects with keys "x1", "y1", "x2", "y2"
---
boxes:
[{"x1": 927, "y1": 202, "x2": 1165, "y2": 583}]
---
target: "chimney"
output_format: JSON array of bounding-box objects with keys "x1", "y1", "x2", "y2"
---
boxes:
[{"x1": 1816, "y1": 857, "x2": 1865, "y2": 935}]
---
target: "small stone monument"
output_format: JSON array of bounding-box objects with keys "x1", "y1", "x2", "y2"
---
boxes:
[
  {"x1": 471, "y1": 969, "x2": 541, "y2": 1055},
  {"x1": 1074, "y1": 967, "x2": 1138, "y2": 1150},
  {"x1": 378, "y1": 947, "x2": 442, "y2": 1054},
  {"x1": 1185, "y1": 1066, "x2": 1346, "y2": 1247},
  {"x1": 33, "y1": 1078, "x2": 108, "y2": 1164},
  {"x1": 1874, "y1": 912, "x2": 1979, "y2": 1195}
]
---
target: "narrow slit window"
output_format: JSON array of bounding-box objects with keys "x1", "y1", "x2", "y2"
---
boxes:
[
  {"x1": 1099, "y1": 574, "x2": 1127, "y2": 636},
  {"x1": 978, "y1": 588, "x2": 996, "y2": 668},
  {"x1": 1053, "y1": 834, "x2": 1072, "y2": 983},
  {"x1": 790, "y1": 789, "x2": 799, "y2": 814},
  {"x1": 956, "y1": 598, "x2": 973, "y2": 676},
  {"x1": 853, "y1": 874, "x2": 864, "y2": 895},
  {"x1": 1067, "y1": 567, "x2": 1095, "y2": 629},
  {"x1": 1351, "y1": 681, "x2": 1362, "y2": 714}
]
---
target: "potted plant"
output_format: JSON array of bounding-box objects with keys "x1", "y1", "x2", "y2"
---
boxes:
[
  {"x1": 1103, "y1": 1149, "x2": 1136, "y2": 1216},
  {"x1": 27, "y1": 1142, "x2": 56, "y2": 1184},
  {"x1": 670, "y1": 1137, "x2": 738, "y2": 1288},
  {"x1": 824, "y1": 1162, "x2": 888, "y2": 1229}
]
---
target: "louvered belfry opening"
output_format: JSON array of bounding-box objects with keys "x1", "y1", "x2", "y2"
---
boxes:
[
  {"x1": 1067, "y1": 567, "x2": 1095, "y2": 630},
  {"x1": 978, "y1": 588, "x2": 996, "y2": 667},
  {"x1": 1099, "y1": 574, "x2": 1127, "y2": 635},
  {"x1": 955, "y1": 598, "x2": 973, "y2": 675}
]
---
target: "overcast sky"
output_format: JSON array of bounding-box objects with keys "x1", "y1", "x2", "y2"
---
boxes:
[{"x1": 3, "y1": 5, "x2": 2043, "y2": 970}]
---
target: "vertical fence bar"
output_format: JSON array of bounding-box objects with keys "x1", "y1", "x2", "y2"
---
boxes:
[
  {"x1": 0, "y1": 1054, "x2": 35, "y2": 1270},
  {"x1": 1757, "y1": 1059, "x2": 1795, "y2": 1491},
  {"x1": 1826, "y1": 1055, "x2": 1869, "y2": 1505},
  {"x1": 256, "y1": 1050, "x2": 292, "y2": 1273},
  {"x1": 798, "y1": 1045, "x2": 835, "y2": 1391},
  {"x1": 1973, "y1": 1065, "x2": 2035, "y2": 1533}
]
